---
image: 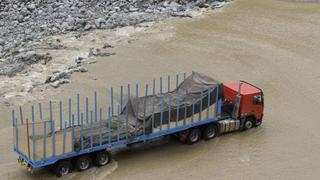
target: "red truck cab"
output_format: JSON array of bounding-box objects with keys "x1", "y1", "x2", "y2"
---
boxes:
[{"x1": 223, "y1": 81, "x2": 264, "y2": 126}]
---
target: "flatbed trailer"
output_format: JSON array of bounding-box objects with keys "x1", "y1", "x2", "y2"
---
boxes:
[{"x1": 11, "y1": 72, "x2": 264, "y2": 177}]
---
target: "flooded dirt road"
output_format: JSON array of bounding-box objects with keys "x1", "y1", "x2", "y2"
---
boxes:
[{"x1": 1, "y1": 0, "x2": 320, "y2": 179}]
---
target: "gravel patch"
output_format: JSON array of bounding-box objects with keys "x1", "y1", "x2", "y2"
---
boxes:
[{"x1": 0, "y1": 0, "x2": 228, "y2": 76}]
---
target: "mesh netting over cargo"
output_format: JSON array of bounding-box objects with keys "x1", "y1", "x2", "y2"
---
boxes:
[{"x1": 71, "y1": 72, "x2": 222, "y2": 151}]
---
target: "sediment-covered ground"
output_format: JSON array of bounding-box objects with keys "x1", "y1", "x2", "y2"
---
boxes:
[{"x1": 1, "y1": 0, "x2": 320, "y2": 179}]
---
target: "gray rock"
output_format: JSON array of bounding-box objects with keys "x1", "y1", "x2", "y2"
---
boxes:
[
  {"x1": 0, "y1": 39, "x2": 4, "y2": 46},
  {"x1": 95, "y1": 18, "x2": 105, "y2": 29},
  {"x1": 47, "y1": 70, "x2": 72, "y2": 82},
  {"x1": 50, "y1": 79, "x2": 70, "y2": 88},
  {"x1": 84, "y1": 24, "x2": 92, "y2": 31},
  {"x1": 129, "y1": 7, "x2": 139, "y2": 12},
  {"x1": 75, "y1": 57, "x2": 85, "y2": 64},
  {"x1": 27, "y1": 4, "x2": 36, "y2": 11},
  {"x1": 103, "y1": 43, "x2": 114, "y2": 48},
  {"x1": 89, "y1": 48, "x2": 115, "y2": 57},
  {"x1": 88, "y1": 60, "x2": 97, "y2": 64},
  {"x1": 51, "y1": 81, "x2": 60, "y2": 88},
  {"x1": 78, "y1": 67, "x2": 88, "y2": 72}
]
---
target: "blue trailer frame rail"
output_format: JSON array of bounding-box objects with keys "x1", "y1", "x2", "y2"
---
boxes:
[{"x1": 12, "y1": 73, "x2": 223, "y2": 169}]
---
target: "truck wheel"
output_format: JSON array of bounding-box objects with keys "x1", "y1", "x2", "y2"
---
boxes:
[
  {"x1": 186, "y1": 128, "x2": 201, "y2": 144},
  {"x1": 254, "y1": 119, "x2": 262, "y2": 127},
  {"x1": 243, "y1": 118, "x2": 254, "y2": 130},
  {"x1": 75, "y1": 155, "x2": 92, "y2": 171},
  {"x1": 55, "y1": 160, "x2": 72, "y2": 177},
  {"x1": 94, "y1": 150, "x2": 111, "y2": 166},
  {"x1": 202, "y1": 124, "x2": 218, "y2": 140}
]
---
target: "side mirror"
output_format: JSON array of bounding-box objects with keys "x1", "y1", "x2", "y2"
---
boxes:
[{"x1": 253, "y1": 95, "x2": 262, "y2": 104}]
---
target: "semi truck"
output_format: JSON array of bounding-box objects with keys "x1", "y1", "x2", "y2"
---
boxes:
[{"x1": 12, "y1": 72, "x2": 264, "y2": 177}]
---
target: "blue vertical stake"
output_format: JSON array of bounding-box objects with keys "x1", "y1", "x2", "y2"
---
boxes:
[
  {"x1": 152, "y1": 96, "x2": 155, "y2": 130},
  {"x1": 94, "y1": 92, "x2": 97, "y2": 122},
  {"x1": 126, "y1": 84, "x2": 130, "y2": 140},
  {"x1": 111, "y1": 88, "x2": 114, "y2": 116},
  {"x1": 39, "y1": 103, "x2": 43, "y2": 121},
  {"x1": 71, "y1": 115, "x2": 75, "y2": 152},
  {"x1": 152, "y1": 79, "x2": 156, "y2": 95},
  {"x1": 135, "y1": 100, "x2": 139, "y2": 136},
  {"x1": 63, "y1": 121, "x2": 67, "y2": 154},
  {"x1": 59, "y1": 101, "x2": 62, "y2": 130},
  {"x1": 86, "y1": 97, "x2": 89, "y2": 125},
  {"x1": 49, "y1": 100, "x2": 53, "y2": 122},
  {"x1": 117, "y1": 105, "x2": 120, "y2": 141},
  {"x1": 135, "y1": 83, "x2": 139, "y2": 136},
  {"x1": 52, "y1": 121, "x2": 56, "y2": 157},
  {"x1": 43, "y1": 121, "x2": 46, "y2": 160},
  {"x1": 12, "y1": 110, "x2": 15, "y2": 128},
  {"x1": 168, "y1": 94, "x2": 171, "y2": 130},
  {"x1": 167, "y1": 75, "x2": 170, "y2": 92},
  {"x1": 176, "y1": 74, "x2": 179, "y2": 89},
  {"x1": 15, "y1": 118, "x2": 19, "y2": 152},
  {"x1": 31, "y1": 105, "x2": 36, "y2": 161},
  {"x1": 160, "y1": 96, "x2": 164, "y2": 131},
  {"x1": 192, "y1": 99, "x2": 195, "y2": 124},
  {"x1": 215, "y1": 84, "x2": 219, "y2": 118},
  {"x1": 19, "y1": 107, "x2": 23, "y2": 125},
  {"x1": 184, "y1": 91, "x2": 187, "y2": 126},
  {"x1": 77, "y1": 94, "x2": 80, "y2": 125},
  {"x1": 99, "y1": 108, "x2": 102, "y2": 145},
  {"x1": 176, "y1": 95, "x2": 180, "y2": 128},
  {"x1": 108, "y1": 107, "x2": 111, "y2": 144},
  {"x1": 199, "y1": 88, "x2": 203, "y2": 121},
  {"x1": 90, "y1": 111, "x2": 93, "y2": 148},
  {"x1": 120, "y1": 86, "x2": 123, "y2": 111},
  {"x1": 207, "y1": 87, "x2": 210, "y2": 120},
  {"x1": 160, "y1": 77, "x2": 163, "y2": 94},
  {"x1": 152, "y1": 80, "x2": 155, "y2": 130},
  {"x1": 143, "y1": 84, "x2": 148, "y2": 135},
  {"x1": 81, "y1": 112, "x2": 84, "y2": 150},
  {"x1": 68, "y1": 98, "x2": 71, "y2": 127}
]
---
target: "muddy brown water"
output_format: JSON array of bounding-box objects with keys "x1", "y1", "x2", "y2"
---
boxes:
[{"x1": 1, "y1": 0, "x2": 320, "y2": 179}]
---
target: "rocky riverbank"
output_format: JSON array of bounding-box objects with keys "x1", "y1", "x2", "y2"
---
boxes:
[{"x1": 0, "y1": 0, "x2": 228, "y2": 77}]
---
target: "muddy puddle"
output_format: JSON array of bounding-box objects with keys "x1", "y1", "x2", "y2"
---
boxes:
[{"x1": 1, "y1": 0, "x2": 320, "y2": 179}]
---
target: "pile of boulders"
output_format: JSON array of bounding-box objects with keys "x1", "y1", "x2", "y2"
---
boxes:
[
  {"x1": 0, "y1": 51, "x2": 51, "y2": 77},
  {"x1": 44, "y1": 46, "x2": 115, "y2": 88},
  {"x1": 0, "y1": 0, "x2": 228, "y2": 77}
]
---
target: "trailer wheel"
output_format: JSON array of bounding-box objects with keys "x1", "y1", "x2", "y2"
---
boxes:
[
  {"x1": 243, "y1": 118, "x2": 254, "y2": 130},
  {"x1": 75, "y1": 155, "x2": 92, "y2": 171},
  {"x1": 94, "y1": 150, "x2": 111, "y2": 166},
  {"x1": 55, "y1": 160, "x2": 72, "y2": 177},
  {"x1": 186, "y1": 128, "x2": 201, "y2": 144},
  {"x1": 202, "y1": 124, "x2": 218, "y2": 140}
]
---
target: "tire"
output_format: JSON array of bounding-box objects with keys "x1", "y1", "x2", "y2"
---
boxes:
[
  {"x1": 75, "y1": 155, "x2": 92, "y2": 171},
  {"x1": 186, "y1": 128, "x2": 201, "y2": 144},
  {"x1": 202, "y1": 124, "x2": 218, "y2": 140},
  {"x1": 255, "y1": 120, "x2": 262, "y2": 127},
  {"x1": 243, "y1": 118, "x2": 254, "y2": 130},
  {"x1": 55, "y1": 160, "x2": 72, "y2": 177},
  {"x1": 93, "y1": 150, "x2": 112, "y2": 166}
]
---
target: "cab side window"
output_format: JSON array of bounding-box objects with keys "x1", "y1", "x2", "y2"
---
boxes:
[{"x1": 253, "y1": 95, "x2": 262, "y2": 105}]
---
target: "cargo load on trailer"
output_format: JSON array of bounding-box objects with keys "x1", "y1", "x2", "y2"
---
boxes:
[{"x1": 71, "y1": 72, "x2": 222, "y2": 151}]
